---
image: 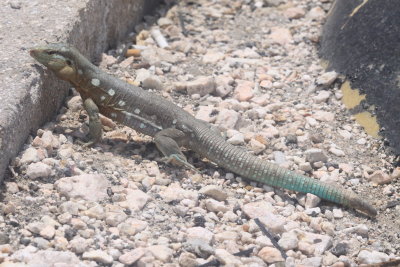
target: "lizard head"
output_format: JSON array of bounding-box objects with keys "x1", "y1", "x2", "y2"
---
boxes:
[{"x1": 30, "y1": 43, "x2": 85, "y2": 82}]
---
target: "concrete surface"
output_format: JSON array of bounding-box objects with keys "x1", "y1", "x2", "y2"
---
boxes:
[{"x1": 0, "y1": 0, "x2": 160, "y2": 183}]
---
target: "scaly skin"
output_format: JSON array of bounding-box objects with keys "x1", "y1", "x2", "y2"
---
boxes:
[{"x1": 30, "y1": 43, "x2": 377, "y2": 217}]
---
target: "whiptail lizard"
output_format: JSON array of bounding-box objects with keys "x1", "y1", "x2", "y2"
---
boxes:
[{"x1": 30, "y1": 43, "x2": 377, "y2": 217}]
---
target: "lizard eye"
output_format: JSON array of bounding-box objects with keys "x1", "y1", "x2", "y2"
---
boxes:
[
  {"x1": 66, "y1": 59, "x2": 72, "y2": 66},
  {"x1": 46, "y1": 51, "x2": 57, "y2": 55}
]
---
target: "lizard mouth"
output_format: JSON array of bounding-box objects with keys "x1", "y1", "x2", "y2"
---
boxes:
[{"x1": 29, "y1": 49, "x2": 39, "y2": 59}]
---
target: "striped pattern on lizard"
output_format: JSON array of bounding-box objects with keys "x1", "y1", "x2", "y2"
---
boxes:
[{"x1": 29, "y1": 43, "x2": 377, "y2": 217}]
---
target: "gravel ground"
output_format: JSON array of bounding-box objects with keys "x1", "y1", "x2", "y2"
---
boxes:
[{"x1": 1, "y1": 0, "x2": 400, "y2": 266}]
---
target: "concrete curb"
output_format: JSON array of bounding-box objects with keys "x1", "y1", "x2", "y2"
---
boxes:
[{"x1": 0, "y1": 0, "x2": 160, "y2": 183}]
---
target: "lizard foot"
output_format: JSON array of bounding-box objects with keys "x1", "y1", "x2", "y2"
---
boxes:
[
  {"x1": 162, "y1": 154, "x2": 201, "y2": 173},
  {"x1": 76, "y1": 137, "x2": 98, "y2": 148}
]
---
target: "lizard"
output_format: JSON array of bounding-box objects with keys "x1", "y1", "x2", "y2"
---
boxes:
[{"x1": 29, "y1": 43, "x2": 377, "y2": 217}]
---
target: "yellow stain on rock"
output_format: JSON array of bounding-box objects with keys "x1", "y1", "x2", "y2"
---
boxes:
[
  {"x1": 341, "y1": 80, "x2": 380, "y2": 137},
  {"x1": 354, "y1": 112, "x2": 380, "y2": 138},
  {"x1": 341, "y1": 80, "x2": 366, "y2": 109}
]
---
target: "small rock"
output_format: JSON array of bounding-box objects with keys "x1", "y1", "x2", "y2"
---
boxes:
[
  {"x1": 20, "y1": 147, "x2": 41, "y2": 165},
  {"x1": 242, "y1": 201, "x2": 275, "y2": 218},
  {"x1": 342, "y1": 224, "x2": 369, "y2": 237},
  {"x1": 278, "y1": 231, "x2": 298, "y2": 250},
  {"x1": 299, "y1": 230, "x2": 332, "y2": 255},
  {"x1": 313, "y1": 111, "x2": 335, "y2": 121},
  {"x1": 284, "y1": 7, "x2": 306, "y2": 19},
  {"x1": 33, "y1": 237, "x2": 50, "y2": 249},
  {"x1": 215, "y1": 249, "x2": 242, "y2": 266},
  {"x1": 258, "y1": 246, "x2": 284, "y2": 264},
  {"x1": 305, "y1": 207, "x2": 321, "y2": 216},
  {"x1": 269, "y1": 27, "x2": 292, "y2": 45},
  {"x1": 299, "y1": 162, "x2": 313, "y2": 172},
  {"x1": 227, "y1": 132, "x2": 245, "y2": 145},
  {"x1": 9, "y1": 1, "x2": 22, "y2": 9},
  {"x1": 186, "y1": 227, "x2": 214, "y2": 244},
  {"x1": 70, "y1": 237, "x2": 90, "y2": 254},
  {"x1": 178, "y1": 252, "x2": 198, "y2": 267},
  {"x1": 105, "y1": 210, "x2": 128, "y2": 227},
  {"x1": 313, "y1": 90, "x2": 331, "y2": 103},
  {"x1": 215, "y1": 109, "x2": 239, "y2": 130},
  {"x1": 202, "y1": 51, "x2": 225, "y2": 64},
  {"x1": 83, "y1": 204, "x2": 105, "y2": 220},
  {"x1": 391, "y1": 167, "x2": 400, "y2": 180},
  {"x1": 358, "y1": 250, "x2": 389, "y2": 265},
  {"x1": 301, "y1": 256, "x2": 322, "y2": 267},
  {"x1": 316, "y1": 71, "x2": 338, "y2": 86},
  {"x1": 148, "y1": 245, "x2": 173, "y2": 263},
  {"x1": 305, "y1": 194, "x2": 321, "y2": 209},
  {"x1": 338, "y1": 129, "x2": 352, "y2": 139},
  {"x1": 199, "y1": 185, "x2": 228, "y2": 201},
  {"x1": 67, "y1": 96, "x2": 83, "y2": 111},
  {"x1": 82, "y1": 250, "x2": 113, "y2": 264},
  {"x1": 233, "y1": 80, "x2": 254, "y2": 101},
  {"x1": 183, "y1": 76, "x2": 216, "y2": 96},
  {"x1": 142, "y1": 75, "x2": 164, "y2": 90},
  {"x1": 55, "y1": 174, "x2": 110, "y2": 201},
  {"x1": 215, "y1": 75, "x2": 234, "y2": 97},
  {"x1": 24, "y1": 250, "x2": 82, "y2": 266},
  {"x1": 118, "y1": 218, "x2": 148, "y2": 236},
  {"x1": 100, "y1": 53, "x2": 117, "y2": 67},
  {"x1": 308, "y1": 6, "x2": 326, "y2": 21},
  {"x1": 59, "y1": 201, "x2": 80, "y2": 215},
  {"x1": 26, "y1": 162, "x2": 51, "y2": 179},
  {"x1": 204, "y1": 199, "x2": 229, "y2": 213},
  {"x1": 119, "y1": 247, "x2": 146, "y2": 265},
  {"x1": 332, "y1": 209, "x2": 344, "y2": 218},
  {"x1": 183, "y1": 239, "x2": 214, "y2": 258},
  {"x1": 305, "y1": 149, "x2": 328, "y2": 163},
  {"x1": 118, "y1": 189, "x2": 150, "y2": 211},
  {"x1": 329, "y1": 147, "x2": 345, "y2": 157},
  {"x1": 195, "y1": 106, "x2": 216, "y2": 123},
  {"x1": 249, "y1": 138, "x2": 266, "y2": 154},
  {"x1": 5, "y1": 182, "x2": 19, "y2": 194},
  {"x1": 259, "y1": 213, "x2": 286, "y2": 234},
  {"x1": 331, "y1": 242, "x2": 349, "y2": 257},
  {"x1": 39, "y1": 225, "x2": 55, "y2": 240},
  {"x1": 368, "y1": 170, "x2": 392, "y2": 185}
]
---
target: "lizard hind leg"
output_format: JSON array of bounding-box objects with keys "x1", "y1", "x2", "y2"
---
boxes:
[{"x1": 154, "y1": 128, "x2": 199, "y2": 173}]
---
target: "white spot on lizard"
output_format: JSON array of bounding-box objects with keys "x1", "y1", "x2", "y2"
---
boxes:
[
  {"x1": 78, "y1": 69, "x2": 83, "y2": 75},
  {"x1": 172, "y1": 119, "x2": 177, "y2": 124},
  {"x1": 100, "y1": 95, "x2": 106, "y2": 101},
  {"x1": 107, "y1": 89, "x2": 115, "y2": 96},
  {"x1": 111, "y1": 113, "x2": 117, "y2": 118},
  {"x1": 91, "y1": 78, "x2": 100, "y2": 87},
  {"x1": 140, "y1": 123, "x2": 146, "y2": 129},
  {"x1": 134, "y1": 108, "x2": 141, "y2": 114},
  {"x1": 118, "y1": 100, "x2": 126, "y2": 107}
]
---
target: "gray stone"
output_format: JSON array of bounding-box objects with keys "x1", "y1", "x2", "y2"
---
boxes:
[
  {"x1": 26, "y1": 162, "x2": 52, "y2": 179},
  {"x1": 199, "y1": 185, "x2": 228, "y2": 201},
  {"x1": 82, "y1": 250, "x2": 113, "y2": 264},
  {"x1": 119, "y1": 247, "x2": 146, "y2": 265},
  {"x1": 358, "y1": 250, "x2": 389, "y2": 265},
  {"x1": 305, "y1": 149, "x2": 328, "y2": 163},
  {"x1": 55, "y1": 174, "x2": 110, "y2": 202}
]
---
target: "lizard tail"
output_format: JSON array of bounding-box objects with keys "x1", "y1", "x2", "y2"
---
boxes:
[{"x1": 193, "y1": 127, "x2": 377, "y2": 217}]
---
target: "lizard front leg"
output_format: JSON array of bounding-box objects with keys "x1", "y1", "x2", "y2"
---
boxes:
[
  {"x1": 154, "y1": 128, "x2": 199, "y2": 172},
  {"x1": 78, "y1": 98, "x2": 102, "y2": 147}
]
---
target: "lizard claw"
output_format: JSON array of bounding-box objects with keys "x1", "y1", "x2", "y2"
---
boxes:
[{"x1": 162, "y1": 154, "x2": 201, "y2": 174}]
